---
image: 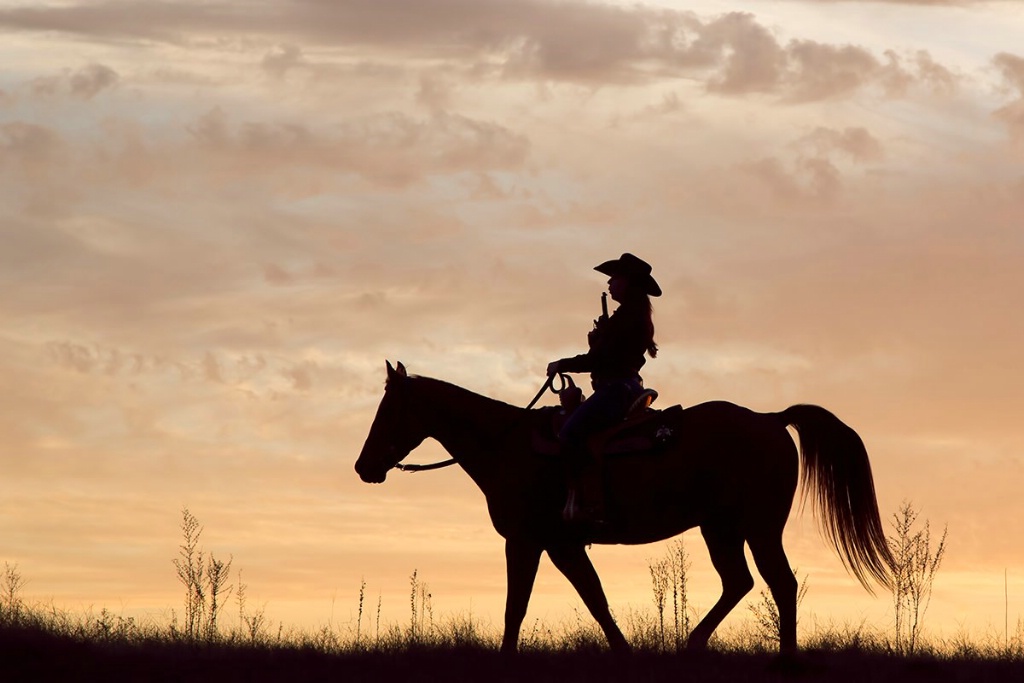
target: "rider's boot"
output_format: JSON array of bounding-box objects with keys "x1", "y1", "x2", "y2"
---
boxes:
[{"x1": 562, "y1": 446, "x2": 606, "y2": 527}]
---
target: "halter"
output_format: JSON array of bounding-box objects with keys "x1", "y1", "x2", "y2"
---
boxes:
[{"x1": 393, "y1": 373, "x2": 570, "y2": 473}]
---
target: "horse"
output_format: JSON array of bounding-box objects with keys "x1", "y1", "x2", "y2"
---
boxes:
[{"x1": 355, "y1": 361, "x2": 895, "y2": 654}]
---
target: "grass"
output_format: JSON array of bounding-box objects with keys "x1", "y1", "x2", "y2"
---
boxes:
[
  {"x1": 3, "y1": 592, "x2": 1023, "y2": 683},
  {"x1": 3, "y1": 507, "x2": 1022, "y2": 681},
  {"x1": 3, "y1": 616, "x2": 1024, "y2": 683}
]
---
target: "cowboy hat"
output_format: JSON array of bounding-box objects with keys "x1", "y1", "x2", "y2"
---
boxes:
[{"x1": 594, "y1": 253, "x2": 661, "y2": 297}]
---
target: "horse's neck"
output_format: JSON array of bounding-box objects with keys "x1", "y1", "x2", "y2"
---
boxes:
[{"x1": 412, "y1": 377, "x2": 523, "y2": 476}]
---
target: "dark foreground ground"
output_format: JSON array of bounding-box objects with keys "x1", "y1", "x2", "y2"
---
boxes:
[{"x1": 3, "y1": 622, "x2": 1023, "y2": 683}]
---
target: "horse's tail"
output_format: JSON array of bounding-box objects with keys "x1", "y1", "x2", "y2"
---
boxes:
[{"x1": 776, "y1": 404, "x2": 895, "y2": 593}]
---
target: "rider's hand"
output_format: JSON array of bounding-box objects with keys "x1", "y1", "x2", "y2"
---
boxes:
[{"x1": 546, "y1": 360, "x2": 561, "y2": 377}]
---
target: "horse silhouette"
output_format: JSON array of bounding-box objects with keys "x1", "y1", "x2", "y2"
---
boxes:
[{"x1": 355, "y1": 361, "x2": 895, "y2": 654}]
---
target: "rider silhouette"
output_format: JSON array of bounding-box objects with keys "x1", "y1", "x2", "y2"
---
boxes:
[{"x1": 547, "y1": 253, "x2": 661, "y2": 525}]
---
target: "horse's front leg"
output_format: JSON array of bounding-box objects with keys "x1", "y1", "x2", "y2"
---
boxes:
[
  {"x1": 501, "y1": 538, "x2": 543, "y2": 654},
  {"x1": 547, "y1": 542, "x2": 631, "y2": 653}
]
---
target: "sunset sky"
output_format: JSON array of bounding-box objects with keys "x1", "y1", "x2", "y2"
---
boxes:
[{"x1": 2, "y1": 0, "x2": 1023, "y2": 641}]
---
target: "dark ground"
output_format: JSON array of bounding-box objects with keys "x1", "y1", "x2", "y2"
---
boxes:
[{"x1": 3, "y1": 622, "x2": 1022, "y2": 683}]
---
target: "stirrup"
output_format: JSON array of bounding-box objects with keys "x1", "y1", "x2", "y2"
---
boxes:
[
  {"x1": 562, "y1": 488, "x2": 578, "y2": 522},
  {"x1": 562, "y1": 487, "x2": 605, "y2": 526}
]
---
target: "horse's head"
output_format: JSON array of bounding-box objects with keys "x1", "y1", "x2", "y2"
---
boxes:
[{"x1": 355, "y1": 361, "x2": 429, "y2": 483}]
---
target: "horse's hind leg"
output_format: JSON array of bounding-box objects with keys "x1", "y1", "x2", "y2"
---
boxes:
[
  {"x1": 687, "y1": 521, "x2": 754, "y2": 650},
  {"x1": 748, "y1": 531, "x2": 798, "y2": 654},
  {"x1": 546, "y1": 543, "x2": 631, "y2": 652}
]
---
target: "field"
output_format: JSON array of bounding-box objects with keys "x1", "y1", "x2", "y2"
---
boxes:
[
  {"x1": 4, "y1": 600, "x2": 1024, "y2": 683},
  {"x1": 4, "y1": 620, "x2": 1024, "y2": 683},
  {"x1": 4, "y1": 509, "x2": 1021, "y2": 682}
]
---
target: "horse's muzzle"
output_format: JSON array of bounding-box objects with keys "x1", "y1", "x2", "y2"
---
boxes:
[{"x1": 355, "y1": 461, "x2": 388, "y2": 484}]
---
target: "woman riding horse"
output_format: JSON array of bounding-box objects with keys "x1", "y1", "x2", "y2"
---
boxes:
[{"x1": 547, "y1": 253, "x2": 661, "y2": 526}]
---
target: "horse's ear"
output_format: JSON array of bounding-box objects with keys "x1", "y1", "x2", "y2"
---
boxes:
[{"x1": 386, "y1": 360, "x2": 407, "y2": 384}]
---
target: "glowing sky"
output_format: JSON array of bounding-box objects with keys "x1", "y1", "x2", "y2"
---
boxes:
[{"x1": 2, "y1": 0, "x2": 1023, "y2": 639}]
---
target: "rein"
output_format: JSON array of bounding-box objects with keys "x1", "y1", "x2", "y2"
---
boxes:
[{"x1": 393, "y1": 373, "x2": 569, "y2": 473}]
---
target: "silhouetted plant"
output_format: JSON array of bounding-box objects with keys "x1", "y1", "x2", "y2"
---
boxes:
[
  {"x1": 802, "y1": 617, "x2": 881, "y2": 652},
  {"x1": 205, "y1": 553, "x2": 233, "y2": 640},
  {"x1": 375, "y1": 590, "x2": 382, "y2": 646},
  {"x1": 746, "y1": 569, "x2": 809, "y2": 650},
  {"x1": 236, "y1": 569, "x2": 246, "y2": 635},
  {"x1": 235, "y1": 568, "x2": 267, "y2": 644},
  {"x1": 356, "y1": 577, "x2": 367, "y2": 647},
  {"x1": 434, "y1": 611, "x2": 491, "y2": 648},
  {"x1": 647, "y1": 537, "x2": 691, "y2": 651},
  {"x1": 313, "y1": 623, "x2": 341, "y2": 652},
  {"x1": 649, "y1": 556, "x2": 669, "y2": 648},
  {"x1": 1, "y1": 562, "x2": 26, "y2": 623},
  {"x1": 171, "y1": 507, "x2": 234, "y2": 641},
  {"x1": 889, "y1": 500, "x2": 947, "y2": 655},
  {"x1": 409, "y1": 569, "x2": 418, "y2": 640},
  {"x1": 173, "y1": 507, "x2": 205, "y2": 639},
  {"x1": 546, "y1": 605, "x2": 606, "y2": 653},
  {"x1": 406, "y1": 569, "x2": 433, "y2": 643},
  {"x1": 668, "y1": 538, "x2": 691, "y2": 649},
  {"x1": 90, "y1": 607, "x2": 139, "y2": 641},
  {"x1": 519, "y1": 616, "x2": 551, "y2": 652}
]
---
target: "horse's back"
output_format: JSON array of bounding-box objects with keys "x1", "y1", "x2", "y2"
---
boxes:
[{"x1": 671, "y1": 400, "x2": 791, "y2": 447}]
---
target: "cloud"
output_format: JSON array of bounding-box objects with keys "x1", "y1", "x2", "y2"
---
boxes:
[
  {"x1": 905, "y1": 50, "x2": 958, "y2": 95},
  {"x1": 184, "y1": 106, "x2": 530, "y2": 186},
  {"x1": 415, "y1": 72, "x2": 457, "y2": 111},
  {"x1": 800, "y1": 1, "x2": 987, "y2": 5},
  {"x1": 0, "y1": 121, "x2": 63, "y2": 161},
  {"x1": 737, "y1": 155, "x2": 842, "y2": 204},
  {"x1": 0, "y1": 2, "x2": 957, "y2": 99},
  {"x1": 795, "y1": 127, "x2": 885, "y2": 163},
  {"x1": 0, "y1": 1, "x2": 255, "y2": 43},
  {"x1": 992, "y1": 100, "x2": 1024, "y2": 146},
  {"x1": 783, "y1": 40, "x2": 880, "y2": 101},
  {"x1": 993, "y1": 52, "x2": 1024, "y2": 92},
  {"x1": 261, "y1": 44, "x2": 305, "y2": 78},
  {"x1": 700, "y1": 12, "x2": 786, "y2": 94},
  {"x1": 993, "y1": 52, "x2": 1024, "y2": 145},
  {"x1": 0, "y1": 123, "x2": 71, "y2": 205},
  {"x1": 70, "y1": 63, "x2": 119, "y2": 98},
  {"x1": 30, "y1": 63, "x2": 120, "y2": 99}
]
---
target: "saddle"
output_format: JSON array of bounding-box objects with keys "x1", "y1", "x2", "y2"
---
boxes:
[{"x1": 532, "y1": 387, "x2": 683, "y2": 458}]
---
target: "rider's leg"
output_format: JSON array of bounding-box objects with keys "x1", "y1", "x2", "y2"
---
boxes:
[{"x1": 558, "y1": 382, "x2": 634, "y2": 523}]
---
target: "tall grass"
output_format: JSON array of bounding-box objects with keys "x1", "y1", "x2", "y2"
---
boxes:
[
  {"x1": 171, "y1": 507, "x2": 234, "y2": 641},
  {"x1": 2, "y1": 506, "x2": 1021, "y2": 675},
  {"x1": 647, "y1": 538, "x2": 691, "y2": 652},
  {"x1": 890, "y1": 500, "x2": 947, "y2": 654}
]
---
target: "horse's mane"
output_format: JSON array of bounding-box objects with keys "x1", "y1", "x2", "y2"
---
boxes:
[{"x1": 408, "y1": 375, "x2": 528, "y2": 427}]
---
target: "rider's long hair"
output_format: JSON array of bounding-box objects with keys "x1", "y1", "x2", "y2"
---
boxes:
[{"x1": 622, "y1": 284, "x2": 658, "y2": 358}]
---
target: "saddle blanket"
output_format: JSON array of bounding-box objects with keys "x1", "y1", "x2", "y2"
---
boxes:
[{"x1": 532, "y1": 404, "x2": 684, "y2": 458}]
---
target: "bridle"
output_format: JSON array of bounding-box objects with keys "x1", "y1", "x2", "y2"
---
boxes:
[{"x1": 393, "y1": 372, "x2": 571, "y2": 473}]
